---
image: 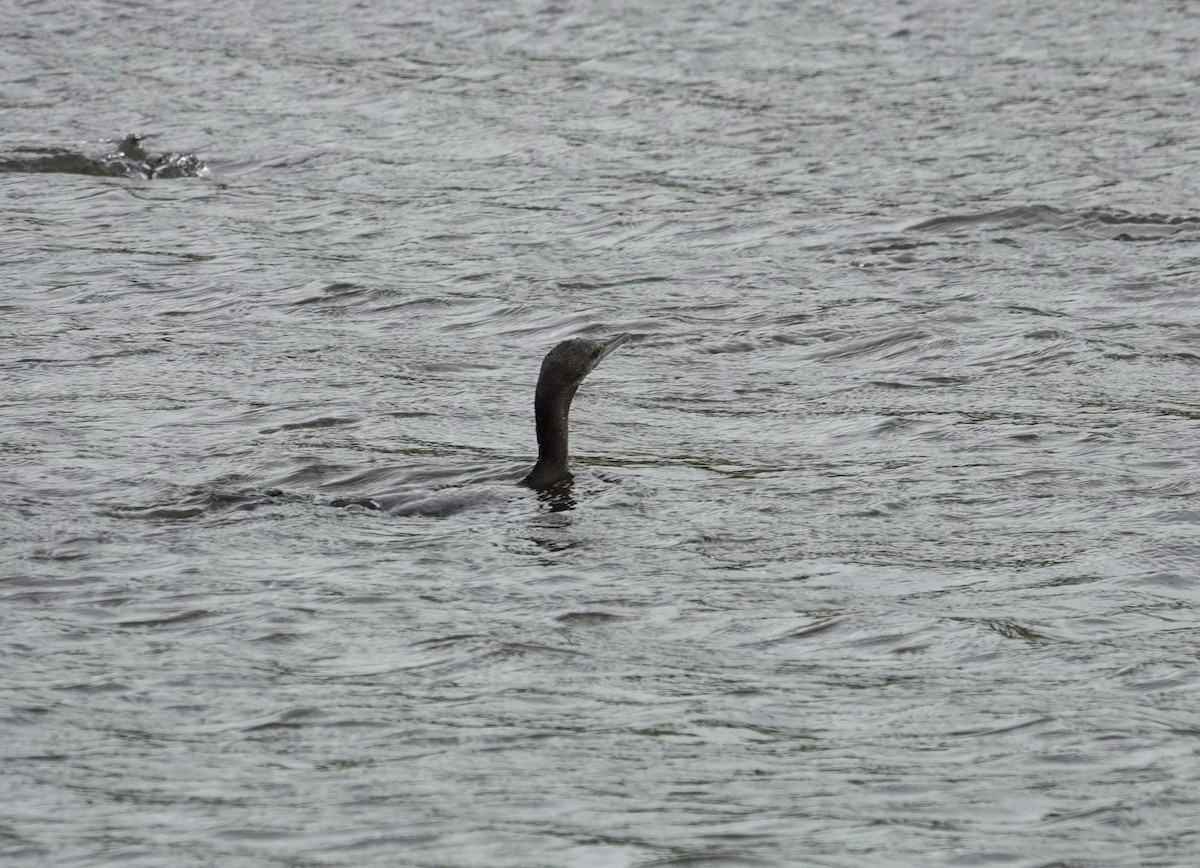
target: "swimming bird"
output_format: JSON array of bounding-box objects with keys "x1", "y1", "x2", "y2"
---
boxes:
[
  {"x1": 327, "y1": 334, "x2": 630, "y2": 512},
  {"x1": 521, "y1": 334, "x2": 631, "y2": 489}
]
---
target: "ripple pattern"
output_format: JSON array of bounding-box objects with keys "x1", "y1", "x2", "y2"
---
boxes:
[{"x1": 2, "y1": 0, "x2": 1200, "y2": 866}]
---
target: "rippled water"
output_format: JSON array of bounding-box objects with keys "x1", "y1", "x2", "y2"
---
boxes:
[{"x1": 3, "y1": 0, "x2": 1200, "y2": 865}]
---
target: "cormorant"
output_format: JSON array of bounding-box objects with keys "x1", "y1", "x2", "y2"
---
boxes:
[
  {"x1": 325, "y1": 334, "x2": 630, "y2": 512},
  {"x1": 521, "y1": 334, "x2": 631, "y2": 489}
]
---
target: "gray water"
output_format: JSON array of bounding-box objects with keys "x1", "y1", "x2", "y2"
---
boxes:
[{"x1": 3, "y1": 0, "x2": 1200, "y2": 865}]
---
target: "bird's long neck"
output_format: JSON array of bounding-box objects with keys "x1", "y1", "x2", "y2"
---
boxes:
[{"x1": 524, "y1": 383, "x2": 576, "y2": 488}]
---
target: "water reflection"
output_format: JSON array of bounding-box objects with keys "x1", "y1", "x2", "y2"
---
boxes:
[{"x1": 536, "y1": 475, "x2": 577, "y2": 513}]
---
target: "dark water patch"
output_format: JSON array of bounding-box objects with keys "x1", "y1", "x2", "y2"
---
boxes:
[
  {"x1": 259, "y1": 415, "x2": 360, "y2": 433},
  {"x1": 974, "y1": 618, "x2": 1052, "y2": 645},
  {"x1": 1007, "y1": 304, "x2": 1067, "y2": 318},
  {"x1": 86, "y1": 247, "x2": 217, "y2": 263},
  {"x1": 287, "y1": 281, "x2": 377, "y2": 309},
  {"x1": 115, "y1": 609, "x2": 212, "y2": 629},
  {"x1": 702, "y1": 339, "x2": 758, "y2": 354},
  {"x1": 555, "y1": 610, "x2": 626, "y2": 626},
  {"x1": 235, "y1": 707, "x2": 325, "y2": 732},
  {"x1": 868, "y1": 376, "x2": 972, "y2": 390},
  {"x1": 104, "y1": 487, "x2": 308, "y2": 520},
  {"x1": 744, "y1": 617, "x2": 845, "y2": 647},
  {"x1": 694, "y1": 718, "x2": 820, "y2": 744},
  {"x1": 250, "y1": 630, "x2": 307, "y2": 644},
  {"x1": 27, "y1": 540, "x2": 96, "y2": 562},
  {"x1": 639, "y1": 852, "x2": 784, "y2": 867},
  {"x1": 557, "y1": 275, "x2": 671, "y2": 291},
  {"x1": 49, "y1": 677, "x2": 131, "y2": 694},
  {"x1": 908, "y1": 205, "x2": 1200, "y2": 243},
  {"x1": 804, "y1": 328, "x2": 932, "y2": 362},
  {"x1": 493, "y1": 641, "x2": 584, "y2": 661},
  {"x1": 839, "y1": 235, "x2": 942, "y2": 262}
]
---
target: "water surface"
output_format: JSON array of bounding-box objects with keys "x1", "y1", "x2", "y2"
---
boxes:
[{"x1": 3, "y1": 0, "x2": 1200, "y2": 865}]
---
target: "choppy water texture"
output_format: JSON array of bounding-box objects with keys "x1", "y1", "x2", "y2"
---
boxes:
[{"x1": 3, "y1": 0, "x2": 1200, "y2": 865}]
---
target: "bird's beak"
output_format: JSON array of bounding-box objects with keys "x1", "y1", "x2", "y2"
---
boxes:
[{"x1": 596, "y1": 333, "x2": 632, "y2": 362}]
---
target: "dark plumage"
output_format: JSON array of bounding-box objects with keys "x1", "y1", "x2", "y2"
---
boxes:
[{"x1": 521, "y1": 335, "x2": 631, "y2": 489}]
